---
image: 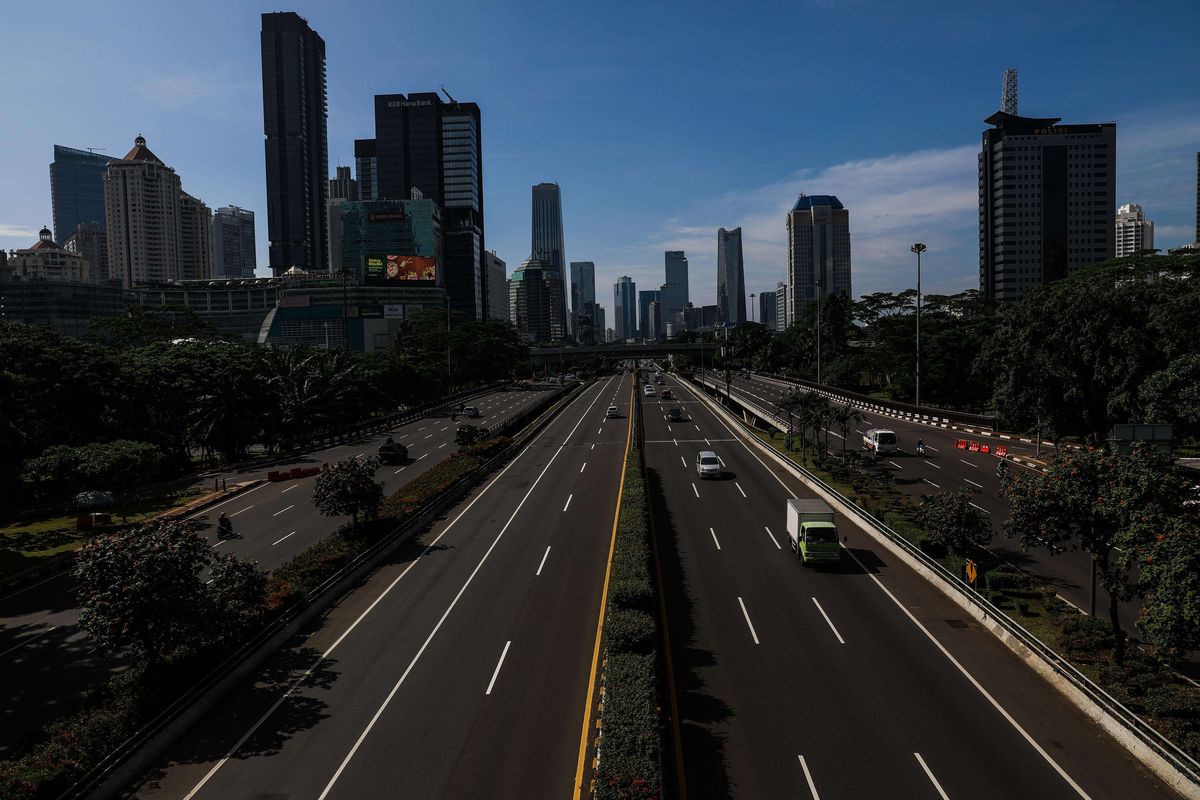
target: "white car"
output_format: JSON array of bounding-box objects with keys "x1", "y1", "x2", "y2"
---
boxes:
[
  {"x1": 862, "y1": 428, "x2": 899, "y2": 454},
  {"x1": 606, "y1": 405, "x2": 620, "y2": 419},
  {"x1": 644, "y1": 385, "x2": 656, "y2": 397},
  {"x1": 696, "y1": 450, "x2": 721, "y2": 479}
]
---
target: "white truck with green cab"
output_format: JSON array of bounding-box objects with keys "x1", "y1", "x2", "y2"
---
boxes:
[{"x1": 786, "y1": 498, "x2": 841, "y2": 565}]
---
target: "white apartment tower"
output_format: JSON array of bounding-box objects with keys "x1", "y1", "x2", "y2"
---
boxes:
[
  {"x1": 1114, "y1": 204, "x2": 1154, "y2": 257},
  {"x1": 104, "y1": 135, "x2": 183, "y2": 287}
]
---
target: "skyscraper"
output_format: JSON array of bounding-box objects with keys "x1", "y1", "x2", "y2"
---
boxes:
[
  {"x1": 614, "y1": 276, "x2": 636, "y2": 340},
  {"x1": 786, "y1": 194, "x2": 852, "y2": 324},
  {"x1": 355, "y1": 139, "x2": 377, "y2": 201},
  {"x1": 1114, "y1": 204, "x2": 1154, "y2": 257},
  {"x1": 329, "y1": 165, "x2": 358, "y2": 202},
  {"x1": 49, "y1": 145, "x2": 110, "y2": 245},
  {"x1": 1195, "y1": 152, "x2": 1199, "y2": 243},
  {"x1": 508, "y1": 256, "x2": 565, "y2": 344},
  {"x1": 775, "y1": 281, "x2": 788, "y2": 332},
  {"x1": 104, "y1": 135, "x2": 183, "y2": 288},
  {"x1": 569, "y1": 261, "x2": 596, "y2": 341},
  {"x1": 212, "y1": 206, "x2": 257, "y2": 278},
  {"x1": 62, "y1": 223, "x2": 108, "y2": 283},
  {"x1": 179, "y1": 192, "x2": 214, "y2": 281},
  {"x1": 486, "y1": 251, "x2": 508, "y2": 322},
  {"x1": 716, "y1": 227, "x2": 746, "y2": 324},
  {"x1": 638, "y1": 289, "x2": 661, "y2": 341},
  {"x1": 531, "y1": 183, "x2": 566, "y2": 330},
  {"x1": 372, "y1": 92, "x2": 485, "y2": 319},
  {"x1": 261, "y1": 11, "x2": 328, "y2": 274},
  {"x1": 979, "y1": 109, "x2": 1116, "y2": 301},
  {"x1": 662, "y1": 250, "x2": 689, "y2": 321},
  {"x1": 758, "y1": 290, "x2": 776, "y2": 329}
]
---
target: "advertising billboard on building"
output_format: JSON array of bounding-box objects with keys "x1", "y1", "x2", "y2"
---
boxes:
[{"x1": 365, "y1": 254, "x2": 437, "y2": 285}]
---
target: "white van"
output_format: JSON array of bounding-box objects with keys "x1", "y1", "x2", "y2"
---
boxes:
[{"x1": 862, "y1": 428, "x2": 899, "y2": 454}]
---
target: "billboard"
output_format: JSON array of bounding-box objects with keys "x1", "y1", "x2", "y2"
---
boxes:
[{"x1": 365, "y1": 254, "x2": 437, "y2": 285}]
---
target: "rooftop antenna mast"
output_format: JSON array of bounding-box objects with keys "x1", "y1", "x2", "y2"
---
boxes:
[
  {"x1": 1001, "y1": 68, "x2": 1018, "y2": 115},
  {"x1": 439, "y1": 85, "x2": 457, "y2": 104}
]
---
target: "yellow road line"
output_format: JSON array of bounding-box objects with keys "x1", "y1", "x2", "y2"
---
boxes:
[{"x1": 573, "y1": 377, "x2": 634, "y2": 799}]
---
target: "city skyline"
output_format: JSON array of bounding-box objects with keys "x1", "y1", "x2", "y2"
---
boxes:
[{"x1": 2, "y1": 2, "x2": 1199, "y2": 310}]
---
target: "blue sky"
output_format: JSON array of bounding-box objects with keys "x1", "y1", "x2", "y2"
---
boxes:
[{"x1": 3, "y1": 0, "x2": 1198, "y2": 323}]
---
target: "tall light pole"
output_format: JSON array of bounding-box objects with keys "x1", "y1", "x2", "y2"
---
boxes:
[
  {"x1": 911, "y1": 243, "x2": 926, "y2": 407},
  {"x1": 814, "y1": 279, "x2": 822, "y2": 385},
  {"x1": 750, "y1": 292, "x2": 756, "y2": 324}
]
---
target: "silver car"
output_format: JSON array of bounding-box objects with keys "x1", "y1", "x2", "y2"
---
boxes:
[{"x1": 696, "y1": 450, "x2": 721, "y2": 479}]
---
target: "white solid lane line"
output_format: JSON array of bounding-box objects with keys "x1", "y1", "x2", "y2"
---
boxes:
[
  {"x1": 281, "y1": 484, "x2": 299, "y2": 494},
  {"x1": 692, "y1": 483, "x2": 700, "y2": 498},
  {"x1": 763, "y1": 526, "x2": 782, "y2": 549},
  {"x1": 485, "y1": 640, "x2": 512, "y2": 695},
  {"x1": 970, "y1": 502, "x2": 991, "y2": 515},
  {"x1": 536, "y1": 546, "x2": 552, "y2": 576},
  {"x1": 230, "y1": 505, "x2": 254, "y2": 517},
  {"x1": 923, "y1": 478, "x2": 941, "y2": 489},
  {"x1": 915, "y1": 753, "x2": 951, "y2": 799},
  {"x1": 964, "y1": 478, "x2": 983, "y2": 488},
  {"x1": 923, "y1": 460, "x2": 942, "y2": 470},
  {"x1": 394, "y1": 467, "x2": 407, "y2": 475},
  {"x1": 272, "y1": 504, "x2": 294, "y2": 517},
  {"x1": 563, "y1": 494, "x2": 573, "y2": 512},
  {"x1": 798, "y1": 755, "x2": 822, "y2": 800},
  {"x1": 811, "y1": 597, "x2": 846, "y2": 644},
  {"x1": 272, "y1": 531, "x2": 296, "y2": 546},
  {"x1": 737, "y1": 596, "x2": 760, "y2": 644},
  {"x1": 736, "y1": 482, "x2": 747, "y2": 498},
  {"x1": 960, "y1": 458, "x2": 977, "y2": 468},
  {"x1": 710, "y1": 528, "x2": 721, "y2": 550}
]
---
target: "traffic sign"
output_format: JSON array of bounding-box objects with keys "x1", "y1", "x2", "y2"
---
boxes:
[{"x1": 965, "y1": 559, "x2": 978, "y2": 584}]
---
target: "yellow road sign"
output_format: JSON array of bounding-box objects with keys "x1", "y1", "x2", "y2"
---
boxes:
[{"x1": 965, "y1": 559, "x2": 978, "y2": 584}]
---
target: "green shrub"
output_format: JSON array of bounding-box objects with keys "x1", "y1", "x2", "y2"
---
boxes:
[
  {"x1": 594, "y1": 652, "x2": 660, "y2": 800},
  {"x1": 608, "y1": 576, "x2": 655, "y2": 612},
  {"x1": 605, "y1": 609, "x2": 656, "y2": 654}
]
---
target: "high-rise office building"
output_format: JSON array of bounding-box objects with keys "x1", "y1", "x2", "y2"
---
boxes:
[
  {"x1": 614, "y1": 276, "x2": 636, "y2": 340},
  {"x1": 786, "y1": 194, "x2": 852, "y2": 324},
  {"x1": 355, "y1": 139, "x2": 377, "y2": 201},
  {"x1": 775, "y1": 281, "x2": 788, "y2": 332},
  {"x1": 979, "y1": 109, "x2": 1116, "y2": 301},
  {"x1": 701, "y1": 304, "x2": 719, "y2": 327},
  {"x1": 104, "y1": 135, "x2": 183, "y2": 288},
  {"x1": 339, "y1": 199, "x2": 442, "y2": 282},
  {"x1": 508, "y1": 256, "x2": 565, "y2": 343},
  {"x1": 49, "y1": 145, "x2": 110, "y2": 245},
  {"x1": 62, "y1": 222, "x2": 108, "y2": 283},
  {"x1": 716, "y1": 227, "x2": 746, "y2": 324},
  {"x1": 532, "y1": 183, "x2": 566, "y2": 328},
  {"x1": 662, "y1": 250, "x2": 689, "y2": 320},
  {"x1": 758, "y1": 289, "x2": 776, "y2": 329},
  {"x1": 569, "y1": 260, "x2": 595, "y2": 340},
  {"x1": 1196, "y1": 152, "x2": 1199, "y2": 243},
  {"x1": 261, "y1": 11, "x2": 328, "y2": 274},
  {"x1": 1114, "y1": 204, "x2": 1154, "y2": 257},
  {"x1": 179, "y1": 192, "x2": 214, "y2": 281},
  {"x1": 638, "y1": 289, "x2": 661, "y2": 341},
  {"x1": 372, "y1": 92, "x2": 485, "y2": 318},
  {"x1": 329, "y1": 165, "x2": 358, "y2": 202},
  {"x1": 486, "y1": 251, "x2": 508, "y2": 322},
  {"x1": 212, "y1": 206, "x2": 257, "y2": 278}
]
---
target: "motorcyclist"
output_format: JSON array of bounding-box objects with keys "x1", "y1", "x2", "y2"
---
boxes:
[
  {"x1": 217, "y1": 511, "x2": 233, "y2": 538},
  {"x1": 996, "y1": 458, "x2": 1009, "y2": 479},
  {"x1": 916, "y1": 438, "x2": 925, "y2": 456}
]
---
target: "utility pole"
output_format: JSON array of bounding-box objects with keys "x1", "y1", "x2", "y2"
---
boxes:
[
  {"x1": 815, "y1": 280, "x2": 822, "y2": 385},
  {"x1": 911, "y1": 243, "x2": 926, "y2": 406},
  {"x1": 750, "y1": 292, "x2": 756, "y2": 323}
]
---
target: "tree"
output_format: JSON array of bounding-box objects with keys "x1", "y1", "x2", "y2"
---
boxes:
[
  {"x1": 206, "y1": 551, "x2": 268, "y2": 635},
  {"x1": 74, "y1": 521, "x2": 211, "y2": 664},
  {"x1": 312, "y1": 455, "x2": 384, "y2": 527},
  {"x1": 831, "y1": 405, "x2": 864, "y2": 462},
  {"x1": 455, "y1": 425, "x2": 485, "y2": 449},
  {"x1": 1137, "y1": 515, "x2": 1200, "y2": 658},
  {"x1": 21, "y1": 440, "x2": 165, "y2": 502},
  {"x1": 917, "y1": 488, "x2": 991, "y2": 557},
  {"x1": 1139, "y1": 353, "x2": 1200, "y2": 442},
  {"x1": 85, "y1": 305, "x2": 228, "y2": 349},
  {"x1": 1003, "y1": 446, "x2": 1192, "y2": 664}
]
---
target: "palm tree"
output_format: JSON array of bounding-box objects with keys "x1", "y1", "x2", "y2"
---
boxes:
[
  {"x1": 831, "y1": 404, "x2": 863, "y2": 463},
  {"x1": 778, "y1": 390, "x2": 804, "y2": 453},
  {"x1": 262, "y1": 348, "x2": 363, "y2": 448}
]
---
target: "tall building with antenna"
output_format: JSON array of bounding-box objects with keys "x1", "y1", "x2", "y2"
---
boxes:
[{"x1": 978, "y1": 71, "x2": 1116, "y2": 300}]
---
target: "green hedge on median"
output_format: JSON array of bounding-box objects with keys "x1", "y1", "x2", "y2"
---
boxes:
[{"x1": 595, "y1": 443, "x2": 662, "y2": 800}]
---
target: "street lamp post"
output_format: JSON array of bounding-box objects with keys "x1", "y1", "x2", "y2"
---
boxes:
[
  {"x1": 750, "y1": 293, "x2": 756, "y2": 324},
  {"x1": 911, "y1": 243, "x2": 926, "y2": 407},
  {"x1": 814, "y1": 280, "x2": 822, "y2": 385}
]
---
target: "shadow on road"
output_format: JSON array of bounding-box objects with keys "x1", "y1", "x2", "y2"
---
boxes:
[{"x1": 647, "y1": 466, "x2": 733, "y2": 799}]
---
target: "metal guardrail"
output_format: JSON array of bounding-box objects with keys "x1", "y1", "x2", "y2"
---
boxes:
[
  {"x1": 692, "y1": 374, "x2": 1200, "y2": 789},
  {"x1": 58, "y1": 381, "x2": 587, "y2": 800},
  {"x1": 750, "y1": 371, "x2": 997, "y2": 430}
]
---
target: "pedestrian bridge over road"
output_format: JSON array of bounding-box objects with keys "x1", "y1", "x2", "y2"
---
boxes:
[{"x1": 529, "y1": 341, "x2": 716, "y2": 365}]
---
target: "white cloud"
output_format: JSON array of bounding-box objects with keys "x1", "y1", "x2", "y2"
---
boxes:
[
  {"x1": 136, "y1": 68, "x2": 257, "y2": 115},
  {"x1": 633, "y1": 145, "x2": 980, "y2": 304},
  {"x1": 0, "y1": 223, "x2": 41, "y2": 238}
]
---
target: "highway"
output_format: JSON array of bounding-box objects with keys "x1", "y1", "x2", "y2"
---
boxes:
[
  {"x1": 0, "y1": 384, "x2": 552, "y2": 756},
  {"x1": 703, "y1": 370, "x2": 1126, "y2": 626},
  {"x1": 644, "y1": 369, "x2": 1177, "y2": 798},
  {"x1": 129, "y1": 373, "x2": 633, "y2": 799}
]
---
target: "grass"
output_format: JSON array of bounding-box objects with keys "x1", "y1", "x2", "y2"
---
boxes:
[{"x1": 0, "y1": 490, "x2": 205, "y2": 582}]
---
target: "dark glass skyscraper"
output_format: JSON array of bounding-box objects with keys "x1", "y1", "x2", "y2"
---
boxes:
[
  {"x1": 261, "y1": 11, "x2": 328, "y2": 275},
  {"x1": 662, "y1": 250, "x2": 689, "y2": 320},
  {"x1": 716, "y1": 227, "x2": 746, "y2": 324},
  {"x1": 372, "y1": 93, "x2": 485, "y2": 319},
  {"x1": 531, "y1": 183, "x2": 566, "y2": 331},
  {"x1": 614, "y1": 276, "x2": 636, "y2": 340},
  {"x1": 50, "y1": 145, "x2": 111, "y2": 244}
]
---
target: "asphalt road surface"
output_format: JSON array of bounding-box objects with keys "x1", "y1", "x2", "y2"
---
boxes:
[
  {"x1": 644, "y1": 369, "x2": 1178, "y2": 799},
  {"x1": 0, "y1": 384, "x2": 553, "y2": 756},
  {"x1": 128, "y1": 374, "x2": 633, "y2": 799},
  {"x1": 702, "y1": 371, "x2": 1132, "y2": 630}
]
